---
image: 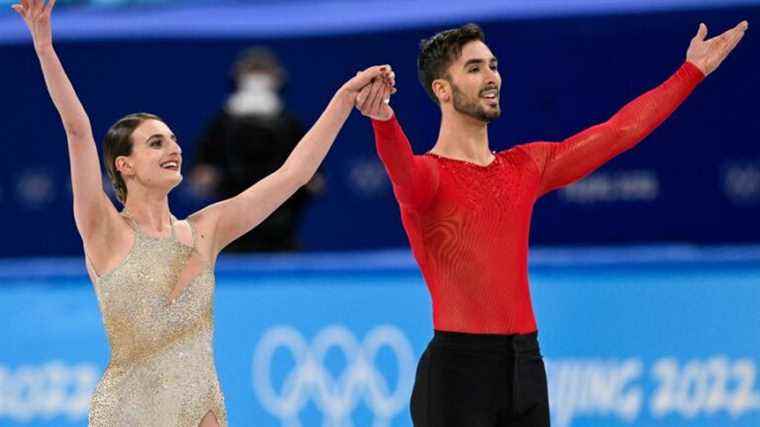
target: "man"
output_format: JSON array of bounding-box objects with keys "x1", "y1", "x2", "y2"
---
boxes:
[
  {"x1": 355, "y1": 21, "x2": 747, "y2": 427},
  {"x1": 191, "y1": 47, "x2": 324, "y2": 252}
]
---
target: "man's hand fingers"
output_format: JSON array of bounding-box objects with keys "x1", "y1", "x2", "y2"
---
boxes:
[
  {"x1": 381, "y1": 85, "x2": 393, "y2": 106},
  {"x1": 357, "y1": 82, "x2": 375, "y2": 112},
  {"x1": 686, "y1": 20, "x2": 748, "y2": 76},
  {"x1": 356, "y1": 85, "x2": 370, "y2": 107},
  {"x1": 729, "y1": 20, "x2": 749, "y2": 47},
  {"x1": 725, "y1": 26, "x2": 747, "y2": 54},
  {"x1": 694, "y1": 22, "x2": 708, "y2": 42},
  {"x1": 31, "y1": 0, "x2": 42, "y2": 16},
  {"x1": 380, "y1": 69, "x2": 396, "y2": 87},
  {"x1": 34, "y1": 0, "x2": 46, "y2": 18},
  {"x1": 713, "y1": 21, "x2": 747, "y2": 44},
  {"x1": 359, "y1": 80, "x2": 383, "y2": 113},
  {"x1": 44, "y1": 0, "x2": 55, "y2": 14},
  {"x1": 712, "y1": 24, "x2": 746, "y2": 57},
  {"x1": 366, "y1": 80, "x2": 385, "y2": 113},
  {"x1": 369, "y1": 84, "x2": 389, "y2": 114},
  {"x1": 349, "y1": 64, "x2": 396, "y2": 120}
]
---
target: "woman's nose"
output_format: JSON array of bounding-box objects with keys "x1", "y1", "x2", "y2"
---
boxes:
[{"x1": 170, "y1": 140, "x2": 182, "y2": 155}]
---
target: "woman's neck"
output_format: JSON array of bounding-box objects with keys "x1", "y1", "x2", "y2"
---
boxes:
[{"x1": 122, "y1": 191, "x2": 172, "y2": 235}]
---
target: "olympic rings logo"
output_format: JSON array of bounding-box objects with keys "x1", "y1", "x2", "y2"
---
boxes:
[{"x1": 252, "y1": 325, "x2": 416, "y2": 426}]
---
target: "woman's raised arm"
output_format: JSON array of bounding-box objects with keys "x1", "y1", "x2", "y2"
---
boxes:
[{"x1": 13, "y1": 0, "x2": 119, "y2": 242}]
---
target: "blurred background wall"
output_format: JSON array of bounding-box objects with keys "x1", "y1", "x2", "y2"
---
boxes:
[{"x1": 1, "y1": 0, "x2": 758, "y2": 256}]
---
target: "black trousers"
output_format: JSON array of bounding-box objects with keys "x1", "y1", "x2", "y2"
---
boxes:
[{"x1": 410, "y1": 330, "x2": 550, "y2": 427}]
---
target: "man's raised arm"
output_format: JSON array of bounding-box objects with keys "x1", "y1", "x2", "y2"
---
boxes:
[
  {"x1": 522, "y1": 21, "x2": 748, "y2": 197},
  {"x1": 358, "y1": 79, "x2": 439, "y2": 211}
]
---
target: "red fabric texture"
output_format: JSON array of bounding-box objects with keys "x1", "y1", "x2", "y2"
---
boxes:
[{"x1": 372, "y1": 62, "x2": 704, "y2": 334}]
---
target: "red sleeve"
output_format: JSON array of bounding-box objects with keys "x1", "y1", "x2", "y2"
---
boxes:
[
  {"x1": 520, "y1": 61, "x2": 704, "y2": 197},
  {"x1": 372, "y1": 115, "x2": 439, "y2": 210}
]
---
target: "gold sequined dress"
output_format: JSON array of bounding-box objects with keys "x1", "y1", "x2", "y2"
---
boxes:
[{"x1": 87, "y1": 215, "x2": 227, "y2": 426}]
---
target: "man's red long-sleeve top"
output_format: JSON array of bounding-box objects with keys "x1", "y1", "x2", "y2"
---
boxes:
[{"x1": 372, "y1": 62, "x2": 704, "y2": 334}]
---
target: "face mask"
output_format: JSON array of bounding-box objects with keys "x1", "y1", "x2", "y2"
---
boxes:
[{"x1": 226, "y1": 73, "x2": 282, "y2": 117}]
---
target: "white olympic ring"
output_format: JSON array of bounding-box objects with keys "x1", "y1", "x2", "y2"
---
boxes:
[{"x1": 252, "y1": 324, "x2": 415, "y2": 427}]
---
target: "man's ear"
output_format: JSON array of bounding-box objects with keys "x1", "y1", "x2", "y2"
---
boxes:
[{"x1": 432, "y1": 78, "x2": 451, "y2": 104}]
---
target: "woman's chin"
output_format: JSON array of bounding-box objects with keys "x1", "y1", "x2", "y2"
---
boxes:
[
  {"x1": 169, "y1": 174, "x2": 184, "y2": 188},
  {"x1": 159, "y1": 174, "x2": 183, "y2": 193}
]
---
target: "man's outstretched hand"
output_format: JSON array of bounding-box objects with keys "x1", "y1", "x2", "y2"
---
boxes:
[{"x1": 687, "y1": 21, "x2": 748, "y2": 76}]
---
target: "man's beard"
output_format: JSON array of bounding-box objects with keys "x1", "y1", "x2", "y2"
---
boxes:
[{"x1": 451, "y1": 81, "x2": 501, "y2": 123}]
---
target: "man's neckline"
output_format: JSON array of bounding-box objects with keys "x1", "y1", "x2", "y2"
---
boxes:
[{"x1": 426, "y1": 151, "x2": 498, "y2": 168}]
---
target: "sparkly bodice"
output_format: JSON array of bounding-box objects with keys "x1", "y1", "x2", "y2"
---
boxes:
[{"x1": 88, "y1": 217, "x2": 227, "y2": 426}]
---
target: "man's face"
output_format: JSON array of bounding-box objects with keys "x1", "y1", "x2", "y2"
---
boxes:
[{"x1": 444, "y1": 40, "x2": 501, "y2": 123}]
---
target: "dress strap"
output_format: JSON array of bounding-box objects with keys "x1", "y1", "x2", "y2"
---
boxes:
[
  {"x1": 121, "y1": 211, "x2": 140, "y2": 233},
  {"x1": 169, "y1": 215, "x2": 178, "y2": 240},
  {"x1": 186, "y1": 219, "x2": 197, "y2": 249}
]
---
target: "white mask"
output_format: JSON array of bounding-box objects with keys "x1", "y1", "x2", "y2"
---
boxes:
[{"x1": 226, "y1": 74, "x2": 282, "y2": 117}]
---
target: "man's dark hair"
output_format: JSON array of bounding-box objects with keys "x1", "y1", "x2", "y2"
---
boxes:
[{"x1": 417, "y1": 23, "x2": 486, "y2": 104}]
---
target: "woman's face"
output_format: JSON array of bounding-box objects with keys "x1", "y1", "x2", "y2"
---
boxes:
[{"x1": 118, "y1": 119, "x2": 183, "y2": 195}]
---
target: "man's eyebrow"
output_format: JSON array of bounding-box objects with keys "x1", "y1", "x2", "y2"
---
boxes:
[
  {"x1": 463, "y1": 57, "x2": 498, "y2": 68},
  {"x1": 463, "y1": 58, "x2": 485, "y2": 68}
]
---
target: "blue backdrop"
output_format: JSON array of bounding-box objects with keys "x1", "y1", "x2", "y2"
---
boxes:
[
  {"x1": 1, "y1": 4, "x2": 759, "y2": 257},
  {"x1": 1, "y1": 248, "x2": 759, "y2": 426}
]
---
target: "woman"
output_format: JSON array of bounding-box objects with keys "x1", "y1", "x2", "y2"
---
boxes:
[{"x1": 12, "y1": 0, "x2": 395, "y2": 426}]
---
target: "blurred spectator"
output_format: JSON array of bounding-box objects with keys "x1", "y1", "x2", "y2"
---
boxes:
[{"x1": 190, "y1": 47, "x2": 325, "y2": 252}]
